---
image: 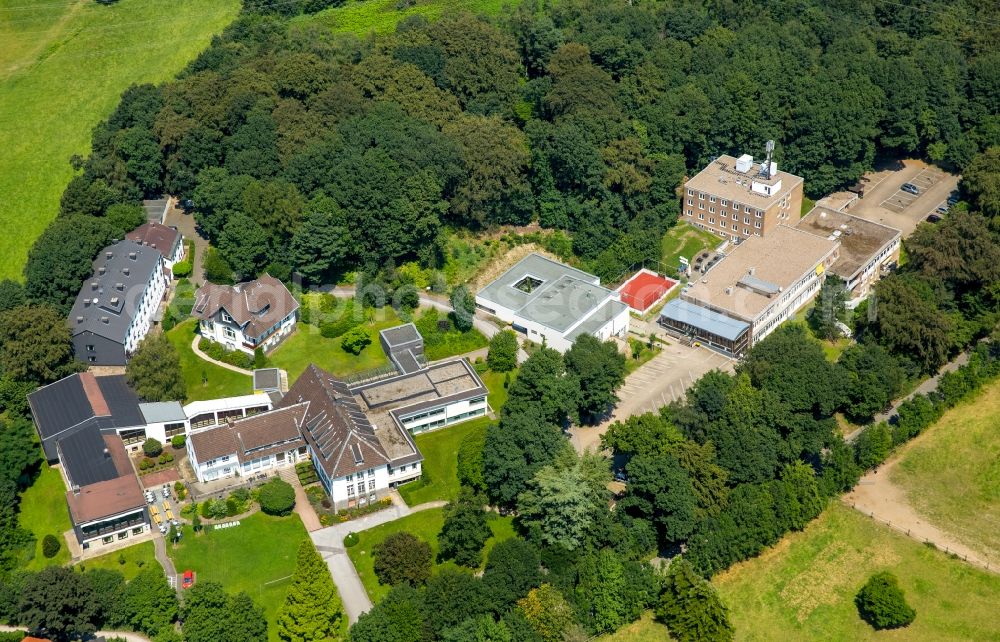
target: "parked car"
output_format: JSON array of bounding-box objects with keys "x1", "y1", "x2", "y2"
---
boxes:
[
  {"x1": 901, "y1": 183, "x2": 920, "y2": 195},
  {"x1": 182, "y1": 570, "x2": 194, "y2": 589},
  {"x1": 936, "y1": 206, "x2": 948, "y2": 214},
  {"x1": 158, "y1": 523, "x2": 168, "y2": 534},
  {"x1": 926, "y1": 213, "x2": 943, "y2": 223}
]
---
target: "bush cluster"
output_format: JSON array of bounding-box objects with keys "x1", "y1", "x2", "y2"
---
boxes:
[
  {"x1": 199, "y1": 339, "x2": 255, "y2": 369},
  {"x1": 258, "y1": 478, "x2": 296, "y2": 516}
]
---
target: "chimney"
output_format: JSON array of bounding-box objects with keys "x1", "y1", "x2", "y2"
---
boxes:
[
  {"x1": 129, "y1": 251, "x2": 137, "y2": 260},
  {"x1": 101, "y1": 316, "x2": 110, "y2": 324},
  {"x1": 72, "y1": 485, "x2": 81, "y2": 496},
  {"x1": 106, "y1": 251, "x2": 113, "y2": 259},
  {"x1": 123, "y1": 267, "x2": 130, "y2": 276},
  {"x1": 91, "y1": 281, "x2": 99, "y2": 290},
  {"x1": 77, "y1": 316, "x2": 84, "y2": 323},
  {"x1": 99, "y1": 266, "x2": 106, "y2": 275},
  {"x1": 103, "y1": 447, "x2": 110, "y2": 458}
]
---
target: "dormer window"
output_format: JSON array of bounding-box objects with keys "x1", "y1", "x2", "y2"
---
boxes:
[{"x1": 222, "y1": 313, "x2": 232, "y2": 323}]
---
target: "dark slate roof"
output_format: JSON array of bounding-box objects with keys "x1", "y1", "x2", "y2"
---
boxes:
[
  {"x1": 28, "y1": 373, "x2": 144, "y2": 441},
  {"x1": 67, "y1": 239, "x2": 162, "y2": 344},
  {"x1": 279, "y1": 365, "x2": 391, "y2": 479},
  {"x1": 60, "y1": 429, "x2": 125, "y2": 487}
]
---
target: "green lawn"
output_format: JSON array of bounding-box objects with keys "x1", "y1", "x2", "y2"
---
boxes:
[
  {"x1": 0, "y1": 0, "x2": 239, "y2": 281},
  {"x1": 169, "y1": 512, "x2": 310, "y2": 642},
  {"x1": 347, "y1": 507, "x2": 514, "y2": 603},
  {"x1": 398, "y1": 368, "x2": 511, "y2": 506},
  {"x1": 398, "y1": 418, "x2": 489, "y2": 506},
  {"x1": 715, "y1": 503, "x2": 1000, "y2": 641},
  {"x1": 18, "y1": 462, "x2": 72, "y2": 570},
  {"x1": 801, "y1": 196, "x2": 816, "y2": 217},
  {"x1": 302, "y1": 0, "x2": 521, "y2": 35},
  {"x1": 166, "y1": 319, "x2": 252, "y2": 401},
  {"x1": 891, "y1": 379, "x2": 1000, "y2": 563},
  {"x1": 268, "y1": 307, "x2": 403, "y2": 384},
  {"x1": 78, "y1": 541, "x2": 160, "y2": 580},
  {"x1": 661, "y1": 222, "x2": 722, "y2": 276}
]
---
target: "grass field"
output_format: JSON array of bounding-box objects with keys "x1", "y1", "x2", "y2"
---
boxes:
[
  {"x1": 0, "y1": 0, "x2": 239, "y2": 281},
  {"x1": 78, "y1": 541, "x2": 160, "y2": 580},
  {"x1": 661, "y1": 222, "x2": 722, "y2": 275},
  {"x1": 715, "y1": 503, "x2": 1000, "y2": 641},
  {"x1": 597, "y1": 613, "x2": 670, "y2": 641},
  {"x1": 891, "y1": 379, "x2": 1000, "y2": 562},
  {"x1": 268, "y1": 307, "x2": 403, "y2": 383},
  {"x1": 398, "y1": 417, "x2": 488, "y2": 506},
  {"x1": 18, "y1": 462, "x2": 72, "y2": 570},
  {"x1": 166, "y1": 319, "x2": 252, "y2": 401},
  {"x1": 347, "y1": 507, "x2": 514, "y2": 603},
  {"x1": 169, "y1": 512, "x2": 310, "y2": 642},
  {"x1": 303, "y1": 0, "x2": 520, "y2": 35}
]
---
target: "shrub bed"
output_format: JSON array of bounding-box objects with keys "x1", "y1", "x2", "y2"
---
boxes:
[{"x1": 199, "y1": 338, "x2": 255, "y2": 369}]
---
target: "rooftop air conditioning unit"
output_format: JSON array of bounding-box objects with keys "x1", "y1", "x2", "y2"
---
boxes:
[{"x1": 736, "y1": 154, "x2": 753, "y2": 173}]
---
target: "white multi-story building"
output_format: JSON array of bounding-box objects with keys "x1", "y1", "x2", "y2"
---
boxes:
[
  {"x1": 68, "y1": 239, "x2": 168, "y2": 366},
  {"x1": 187, "y1": 404, "x2": 310, "y2": 483},
  {"x1": 193, "y1": 274, "x2": 299, "y2": 355},
  {"x1": 659, "y1": 225, "x2": 840, "y2": 356},
  {"x1": 474, "y1": 253, "x2": 629, "y2": 353}
]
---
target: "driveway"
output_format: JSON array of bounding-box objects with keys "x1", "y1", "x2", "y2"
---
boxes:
[
  {"x1": 164, "y1": 202, "x2": 206, "y2": 285},
  {"x1": 845, "y1": 159, "x2": 960, "y2": 237},
  {"x1": 568, "y1": 339, "x2": 734, "y2": 454},
  {"x1": 309, "y1": 494, "x2": 446, "y2": 623}
]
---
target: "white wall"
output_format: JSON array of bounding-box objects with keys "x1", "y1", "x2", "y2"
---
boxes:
[
  {"x1": 397, "y1": 396, "x2": 489, "y2": 433},
  {"x1": 328, "y1": 465, "x2": 391, "y2": 509},
  {"x1": 200, "y1": 311, "x2": 297, "y2": 355},
  {"x1": 124, "y1": 258, "x2": 167, "y2": 356}
]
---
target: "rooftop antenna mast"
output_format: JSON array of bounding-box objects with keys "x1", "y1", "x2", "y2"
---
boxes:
[{"x1": 763, "y1": 140, "x2": 775, "y2": 179}]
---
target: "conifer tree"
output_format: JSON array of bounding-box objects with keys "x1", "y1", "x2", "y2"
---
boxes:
[
  {"x1": 276, "y1": 540, "x2": 344, "y2": 641},
  {"x1": 656, "y1": 558, "x2": 734, "y2": 642}
]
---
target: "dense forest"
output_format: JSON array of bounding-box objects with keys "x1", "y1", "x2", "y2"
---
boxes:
[
  {"x1": 22, "y1": 0, "x2": 1000, "y2": 312},
  {"x1": 1, "y1": 0, "x2": 1000, "y2": 640}
]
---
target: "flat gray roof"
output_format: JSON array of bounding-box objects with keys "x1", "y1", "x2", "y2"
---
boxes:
[
  {"x1": 661, "y1": 298, "x2": 749, "y2": 341},
  {"x1": 796, "y1": 207, "x2": 901, "y2": 280},
  {"x1": 138, "y1": 401, "x2": 186, "y2": 424},
  {"x1": 253, "y1": 368, "x2": 281, "y2": 391},
  {"x1": 380, "y1": 323, "x2": 422, "y2": 348},
  {"x1": 476, "y1": 253, "x2": 599, "y2": 315},
  {"x1": 567, "y1": 299, "x2": 629, "y2": 341},
  {"x1": 517, "y1": 275, "x2": 614, "y2": 333}
]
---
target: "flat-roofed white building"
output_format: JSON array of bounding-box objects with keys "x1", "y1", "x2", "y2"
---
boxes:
[
  {"x1": 475, "y1": 253, "x2": 629, "y2": 353},
  {"x1": 659, "y1": 225, "x2": 840, "y2": 355},
  {"x1": 183, "y1": 393, "x2": 274, "y2": 430},
  {"x1": 795, "y1": 206, "x2": 901, "y2": 300}
]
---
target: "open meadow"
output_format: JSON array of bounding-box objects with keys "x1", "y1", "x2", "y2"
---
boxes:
[
  {"x1": 0, "y1": 0, "x2": 239, "y2": 280},
  {"x1": 302, "y1": 0, "x2": 520, "y2": 36},
  {"x1": 891, "y1": 379, "x2": 1000, "y2": 562},
  {"x1": 715, "y1": 503, "x2": 1000, "y2": 641}
]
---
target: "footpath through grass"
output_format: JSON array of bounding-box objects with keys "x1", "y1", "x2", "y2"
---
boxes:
[
  {"x1": 166, "y1": 319, "x2": 252, "y2": 402},
  {"x1": 715, "y1": 503, "x2": 1000, "y2": 641},
  {"x1": 891, "y1": 379, "x2": 1000, "y2": 561},
  {"x1": 0, "y1": 0, "x2": 239, "y2": 281},
  {"x1": 347, "y1": 507, "x2": 514, "y2": 603},
  {"x1": 169, "y1": 512, "x2": 309, "y2": 642},
  {"x1": 597, "y1": 613, "x2": 670, "y2": 641},
  {"x1": 303, "y1": 0, "x2": 520, "y2": 35},
  {"x1": 78, "y1": 541, "x2": 160, "y2": 580},
  {"x1": 18, "y1": 462, "x2": 72, "y2": 570}
]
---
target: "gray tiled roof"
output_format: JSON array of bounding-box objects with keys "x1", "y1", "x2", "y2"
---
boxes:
[{"x1": 67, "y1": 240, "x2": 162, "y2": 344}]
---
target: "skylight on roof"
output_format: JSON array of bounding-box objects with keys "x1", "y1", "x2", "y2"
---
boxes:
[{"x1": 513, "y1": 275, "x2": 544, "y2": 293}]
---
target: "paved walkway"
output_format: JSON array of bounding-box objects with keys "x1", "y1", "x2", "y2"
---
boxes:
[
  {"x1": 190, "y1": 334, "x2": 253, "y2": 375},
  {"x1": 310, "y1": 492, "x2": 447, "y2": 624},
  {"x1": 279, "y1": 467, "x2": 323, "y2": 532},
  {"x1": 154, "y1": 535, "x2": 181, "y2": 595},
  {"x1": 844, "y1": 350, "x2": 971, "y2": 443}
]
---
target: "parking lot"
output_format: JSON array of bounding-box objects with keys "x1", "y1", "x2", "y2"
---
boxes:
[
  {"x1": 568, "y1": 337, "x2": 734, "y2": 454},
  {"x1": 845, "y1": 159, "x2": 960, "y2": 237}
]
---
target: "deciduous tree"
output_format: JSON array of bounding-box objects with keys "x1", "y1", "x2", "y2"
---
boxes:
[
  {"x1": 373, "y1": 532, "x2": 432, "y2": 587},
  {"x1": 656, "y1": 558, "x2": 733, "y2": 642},
  {"x1": 438, "y1": 489, "x2": 491, "y2": 567},
  {"x1": 127, "y1": 334, "x2": 186, "y2": 402}
]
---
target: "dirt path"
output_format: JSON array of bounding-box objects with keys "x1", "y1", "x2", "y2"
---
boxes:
[{"x1": 843, "y1": 457, "x2": 998, "y2": 574}]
